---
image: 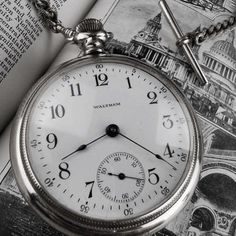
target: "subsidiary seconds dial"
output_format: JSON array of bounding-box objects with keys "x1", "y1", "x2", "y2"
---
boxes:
[
  {"x1": 97, "y1": 152, "x2": 145, "y2": 203},
  {"x1": 24, "y1": 57, "x2": 193, "y2": 220},
  {"x1": 12, "y1": 55, "x2": 201, "y2": 235}
]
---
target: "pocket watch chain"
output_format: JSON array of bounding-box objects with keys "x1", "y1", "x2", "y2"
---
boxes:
[
  {"x1": 32, "y1": 0, "x2": 72, "y2": 36},
  {"x1": 32, "y1": 0, "x2": 236, "y2": 46},
  {"x1": 32, "y1": 0, "x2": 235, "y2": 86},
  {"x1": 192, "y1": 16, "x2": 236, "y2": 46},
  {"x1": 31, "y1": 0, "x2": 113, "y2": 55}
]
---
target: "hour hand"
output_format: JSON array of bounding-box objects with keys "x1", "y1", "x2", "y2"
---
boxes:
[
  {"x1": 61, "y1": 124, "x2": 120, "y2": 161},
  {"x1": 61, "y1": 133, "x2": 107, "y2": 160}
]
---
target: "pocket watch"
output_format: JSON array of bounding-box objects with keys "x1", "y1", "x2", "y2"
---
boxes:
[{"x1": 10, "y1": 1, "x2": 205, "y2": 235}]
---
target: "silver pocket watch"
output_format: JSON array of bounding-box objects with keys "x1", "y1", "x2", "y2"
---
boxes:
[{"x1": 10, "y1": 1, "x2": 205, "y2": 235}]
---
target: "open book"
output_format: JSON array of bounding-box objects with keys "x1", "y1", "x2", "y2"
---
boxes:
[{"x1": 1, "y1": 0, "x2": 236, "y2": 235}]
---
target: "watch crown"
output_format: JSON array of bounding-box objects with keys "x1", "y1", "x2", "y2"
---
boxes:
[
  {"x1": 73, "y1": 18, "x2": 113, "y2": 56},
  {"x1": 75, "y1": 18, "x2": 103, "y2": 33}
]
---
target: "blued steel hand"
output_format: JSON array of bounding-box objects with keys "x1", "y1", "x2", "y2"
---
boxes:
[
  {"x1": 108, "y1": 172, "x2": 144, "y2": 181},
  {"x1": 119, "y1": 132, "x2": 177, "y2": 170},
  {"x1": 61, "y1": 124, "x2": 119, "y2": 161},
  {"x1": 61, "y1": 133, "x2": 107, "y2": 160}
]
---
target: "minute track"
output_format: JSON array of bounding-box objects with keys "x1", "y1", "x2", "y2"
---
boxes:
[
  {"x1": 12, "y1": 54, "x2": 201, "y2": 235},
  {"x1": 97, "y1": 152, "x2": 145, "y2": 203}
]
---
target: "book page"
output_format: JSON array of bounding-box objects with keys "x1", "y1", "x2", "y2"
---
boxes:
[
  {"x1": 99, "y1": 1, "x2": 236, "y2": 236},
  {"x1": 28, "y1": 0, "x2": 236, "y2": 235},
  {"x1": 0, "y1": 1, "x2": 117, "y2": 234},
  {"x1": 0, "y1": 124, "x2": 11, "y2": 184},
  {"x1": 0, "y1": 0, "x2": 119, "y2": 185},
  {"x1": 0, "y1": 0, "x2": 96, "y2": 133},
  {"x1": 50, "y1": 0, "x2": 119, "y2": 67},
  {"x1": 2, "y1": 0, "x2": 236, "y2": 235}
]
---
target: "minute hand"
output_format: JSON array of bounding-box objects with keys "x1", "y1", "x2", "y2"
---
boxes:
[{"x1": 119, "y1": 133, "x2": 177, "y2": 170}]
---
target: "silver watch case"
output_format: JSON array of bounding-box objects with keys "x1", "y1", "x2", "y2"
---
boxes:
[{"x1": 10, "y1": 54, "x2": 202, "y2": 236}]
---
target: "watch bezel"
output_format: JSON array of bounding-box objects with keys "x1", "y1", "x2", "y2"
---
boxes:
[{"x1": 10, "y1": 54, "x2": 202, "y2": 235}]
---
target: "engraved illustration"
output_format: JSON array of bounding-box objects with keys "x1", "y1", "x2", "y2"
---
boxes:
[
  {"x1": 177, "y1": 0, "x2": 236, "y2": 13},
  {"x1": 106, "y1": 1, "x2": 236, "y2": 137},
  {"x1": 104, "y1": 0, "x2": 236, "y2": 235},
  {"x1": 0, "y1": 169, "x2": 64, "y2": 235},
  {"x1": 160, "y1": 125, "x2": 236, "y2": 236},
  {"x1": 1, "y1": 0, "x2": 236, "y2": 235}
]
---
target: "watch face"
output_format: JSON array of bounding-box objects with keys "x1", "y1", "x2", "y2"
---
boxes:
[{"x1": 14, "y1": 55, "x2": 201, "y2": 233}]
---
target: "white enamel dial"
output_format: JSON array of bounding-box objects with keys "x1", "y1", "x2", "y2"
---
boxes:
[{"x1": 12, "y1": 55, "x2": 201, "y2": 235}]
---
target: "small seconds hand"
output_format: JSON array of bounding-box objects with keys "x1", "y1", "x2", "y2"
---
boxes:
[{"x1": 107, "y1": 172, "x2": 144, "y2": 181}]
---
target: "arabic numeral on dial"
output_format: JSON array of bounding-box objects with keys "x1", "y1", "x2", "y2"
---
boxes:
[
  {"x1": 126, "y1": 77, "x2": 132, "y2": 89},
  {"x1": 160, "y1": 86, "x2": 167, "y2": 93},
  {"x1": 104, "y1": 186, "x2": 111, "y2": 193},
  {"x1": 94, "y1": 73, "x2": 109, "y2": 86},
  {"x1": 161, "y1": 186, "x2": 170, "y2": 196},
  {"x1": 180, "y1": 153, "x2": 187, "y2": 162},
  {"x1": 122, "y1": 193, "x2": 129, "y2": 199},
  {"x1": 50, "y1": 105, "x2": 65, "y2": 119},
  {"x1": 62, "y1": 75, "x2": 70, "y2": 82},
  {"x1": 44, "y1": 178, "x2": 54, "y2": 187},
  {"x1": 164, "y1": 143, "x2": 175, "y2": 158},
  {"x1": 30, "y1": 139, "x2": 37, "y2": 148},
  {"x1": 131, "y1": 162, "x2": 137, "y2": 168},
  {"x1": 46, "y1": 133, "x2": 58, "y2": 149},
  {"x1": 114, "y1": 156, "x2": 121, "y2": 162},
  {"x1": 96, "y1": 64, "x2": 103, "y2": 69},
  {"x1": 179, "y1": 117, "x2": 185, "y2": 124},
  {"x1": 147, "y1": 91, "x2": 158, "y2": 104},
  {"x1": 85, "y1": 181, "x2": 95, "y2": 198},
  {"x1": 163, "y1": 115, "x2": 173, "y2": 129},
  {"x1": 38, "y1": 101, "x2": 45, "y2": 109},
  {"x1": 80, "y1": 205, "x2": 90, "y2": 214},
  {"x1": 148, "y1": 168, "x2": 159, "y2": 185},
  {"x1": 101, "y1": 167, "x2": 107, "y2": 174},
  {"x1": 124, "y1": 208, "x2": 133, "y2": 216},
  {"x1": 136, "y1": 179, "x2": 141, "y2": 187},
  {"x1": 59, "y1": 162, "x2": 71, "y2": 180},
  {"x1": 70, "y1": 83, "x2": 82, "y2": 96}
]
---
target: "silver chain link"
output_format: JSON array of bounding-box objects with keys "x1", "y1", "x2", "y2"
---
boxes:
[
  {"x1": 192, "y1": 16, "x2": 236, "y2": 45},
  {"x1": 31, "y1": 0, "x2": 75, "y2": 40},
  {"x1": 32, "y1": 0, "x2": 59, "y2": 32},
  {"x1": 31, "y1": 0, "x2": 114, "y2": 55},
  {"x1": 32, "y1": 0, "x2": 236, "y2": 46}
]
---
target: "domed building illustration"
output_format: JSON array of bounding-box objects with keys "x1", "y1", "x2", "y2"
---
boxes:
[
  {"x1": 114, "y1": 11, "x2": 236, "y2": 236},
  {"x1": 127, "y1": 13, "x2": 198, "y2": 85},
  {"x1": 202, "y1": 31, "x2": 236, "y2": 103},
  {"x1": 184, "y1": 127, "x2": 236, "y2": 236},
  {"x1": 161, "y1": 125, "x2": 236, "y2": 236},
  {"x1": 126, "y1": 12, "x2": 236, "y2": 136},
  {"x1": 187, "y1": 30, "x2": 236, "y2": 135},
  {"x1": 177, "y1": 0, "x2": 236, "y2": 12}
]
